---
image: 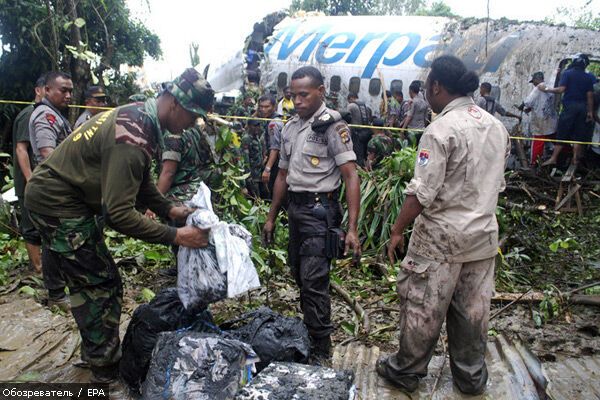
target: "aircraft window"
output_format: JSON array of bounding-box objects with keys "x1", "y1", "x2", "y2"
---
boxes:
[
  {"x1": 330, "y1": 75, "x2": 341, "y2": 92},
  {"x1": 277, "y1": 72, "x2": 288, "y2": 89},
  {"x1": 390, "y1": 80, "x2": 403, "y2": 94},
  {"x1": 369, "y1": 78, "x2": 381, "y2": 96},
  {"x1": 349, "y1": 77, "x2": 361, "y2": 95}
]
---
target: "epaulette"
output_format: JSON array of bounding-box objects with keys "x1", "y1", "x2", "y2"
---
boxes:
[{"x1": 311, "y1": 110, "x2": 342, "y2": 133}]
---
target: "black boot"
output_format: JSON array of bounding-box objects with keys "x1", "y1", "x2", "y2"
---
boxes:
[
  {"x1": 90, "y1": 364, "x2": 119, "y2": 384},
  {"x1": 310, "y1": 336, "x2": 332, "y2": 366}
]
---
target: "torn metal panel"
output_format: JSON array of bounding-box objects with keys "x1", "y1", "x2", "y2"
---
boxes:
[
  {"x1": 333, "y1": 335, "x2": 600, "y2": 400},
  {"x1": 544, "y1": 356, "x2": 600, "y2": 400}
]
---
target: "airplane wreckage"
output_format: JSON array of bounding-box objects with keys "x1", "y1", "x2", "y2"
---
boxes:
[{"x1": 208, "y1": 13, "x2": 600, "y2": 114}]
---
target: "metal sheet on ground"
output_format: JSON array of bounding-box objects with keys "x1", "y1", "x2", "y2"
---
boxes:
[{"x1": 0, "y1": 295, "x2": 134, "y2": 399}]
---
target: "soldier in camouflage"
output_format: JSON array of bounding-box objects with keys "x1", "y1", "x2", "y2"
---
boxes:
[
  {"x1": 366, "y1": 118, "x2": 395, "y2": 171},
  {"x1": 241, "y1": 119, "x2": 267, "y2": 198},
  {"x1": 158, "y1": 126, "x2": 220, "y2": 202},
  {"x1": 25, "y1": 68, "x2": 213, "y2": 383}
]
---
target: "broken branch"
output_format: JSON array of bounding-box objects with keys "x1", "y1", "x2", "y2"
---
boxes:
[{"x1": 331, "y1": 281, "x2": 370, "y2": 334}]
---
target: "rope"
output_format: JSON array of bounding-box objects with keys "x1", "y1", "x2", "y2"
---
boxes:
[{"x1": 1, "y1": 98, "x2": 598, "y2": 146}]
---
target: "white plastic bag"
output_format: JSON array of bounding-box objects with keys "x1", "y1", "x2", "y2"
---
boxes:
[{"x1": 177, "y1": 183, "x2": 260, "y2": 310}]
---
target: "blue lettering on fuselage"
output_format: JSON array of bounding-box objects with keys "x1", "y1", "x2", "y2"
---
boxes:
[{"x1": 264, "y1": 24, "x2": 514, "y2": 79}]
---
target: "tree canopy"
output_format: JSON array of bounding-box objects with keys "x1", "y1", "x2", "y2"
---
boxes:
[
  {"x1": 0, "y1": 0, "x2": 161, "y2": 105},
  {"x1": 289, "y1": 0, "x2": 456, "y2": 16}
]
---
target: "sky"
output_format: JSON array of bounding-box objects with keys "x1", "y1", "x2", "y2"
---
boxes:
[{"x1": 127, "y1": 0, "x2": 599, "y2": 83}]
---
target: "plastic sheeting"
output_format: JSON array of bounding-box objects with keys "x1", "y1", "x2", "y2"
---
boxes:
[
  {"x1": 142, "y1": 331, "x2": 258, "y2": 400},
  {"x1": 178, "y1": 183, "x2": 260, "y2": 310}
]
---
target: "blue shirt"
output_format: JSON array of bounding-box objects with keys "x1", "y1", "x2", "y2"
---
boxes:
[{"x1": 559, "y1": 67, "x2": 594, "y2": 105}]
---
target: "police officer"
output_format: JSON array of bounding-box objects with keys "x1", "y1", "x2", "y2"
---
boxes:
[
  {"x1": 258, "y1": 94, "x2": 284, "y2": 197},
  {"x1": 74, "y1": 86, "x2": 108, "y2": 129},
  {"x1": 29, "y1": 71, "x2": 73, "y2": 164},
  {"x1": 28, "y1": 71, "x2": 73, "y2": 310},
  {"x1": 263, "y1": 66, "x2": 361, "y2": 361},
  {"x1": 378, "y1": 56, "x2": 510, "y2": 395},
  {"x1": 25, "y1": 68, "x2": 212, "y2": 383}
]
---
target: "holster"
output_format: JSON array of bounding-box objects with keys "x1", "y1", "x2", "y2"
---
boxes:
[{"x1": 325, "y1": 227, "x2": 345, "y2": 259}]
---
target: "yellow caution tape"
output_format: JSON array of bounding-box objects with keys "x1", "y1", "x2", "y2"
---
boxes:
[{"x1": 1, "y1": 99, "x2": 598, "y2": 146}]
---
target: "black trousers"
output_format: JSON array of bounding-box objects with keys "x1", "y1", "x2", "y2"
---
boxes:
[{"x1": 287, "y1": 199, "x2": 342, "y2": 339}]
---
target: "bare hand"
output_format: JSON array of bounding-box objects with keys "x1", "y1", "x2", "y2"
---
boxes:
[
  {"x1": 174, "y1": 226, "x2": 209, "y2": 248},
  {"x1": 387, "y1": 231, "x2": 405, "y2": 265},
  {"x1": 168, "y1": 206, "x2": 195, "y2": 222},
  {"x1": 261, "y1": 169, "x2": 271, "y2": 185},
  {"x1": 145, "y1": 209, "x2": 157, "y2": 220},
  {"x1": 587, "y1": 111, "x2": 594, "y2": 123},
  {"x1": 344, "y1": 229, "x2": 361, "y2": 259},
  {"x1": 262, "y1": 219, "x2": 275, "y2": 246}
]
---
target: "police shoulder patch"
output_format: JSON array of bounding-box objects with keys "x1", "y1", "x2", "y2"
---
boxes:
[
  {"x1": 418, "y1": 149, "x2": 430, "y2": 166},
  {"x1": 45, "y1": 113, "x2": 57, "y2": 126},
  {"x1": 467, "y1": 106, "x2": 482, "y2": 119}
]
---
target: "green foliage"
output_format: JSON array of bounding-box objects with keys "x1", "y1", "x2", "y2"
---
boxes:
[
  {"x1": 416, "y1": 1, "x2": 456, "y2": 17},
  {"x1": 548, "y1": 237, "x2": 578, "y2": 253},
  {"x1": 290, "y1": 0, "x2": 426, "y2": 15},
  {"x1": 0, "y1": 232, "x2": 27, "y2": 285},
  {"x1": 496, "y1": 247, "x2": 531, "y2": 292},
  {"x1": 0, "y1": 0, "x2": 161, "y2": 130},
  {"x1": 544, "y1": 3, "x2": 600, "y2": 30},
  {"x1": 354, "y1": 148, "x2": 416, "y2": 254}
]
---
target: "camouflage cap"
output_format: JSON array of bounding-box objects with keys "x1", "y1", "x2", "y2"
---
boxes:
[{"x1": 165, "y1": 68, "x2": 214, "y2": 118}]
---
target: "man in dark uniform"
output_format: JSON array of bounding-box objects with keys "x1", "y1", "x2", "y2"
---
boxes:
[
  {"x1": 12, "y1": 75, "x2": 46, "y2": 273},
  {"x1": 542, "y1": 53, "x2": 596, "y2": 167},
  {"x1": 346, "y1": 93, "x2": 372, "y2": 167},
  {"x1": 25, "y1": 68, "x2": 212, "y2": 383},
  {"x1": 263, "y1": 66, "x2": 362, "y2": 361},
  {"x1": 258, "y1": 94, "x2": 284, "y2": 197},
  {"x1": 242, "y1": 119, "x2": 267, "y2": 198},
  {"x1": 28, "y1": 71, "x2": 73, "y2": 309}
]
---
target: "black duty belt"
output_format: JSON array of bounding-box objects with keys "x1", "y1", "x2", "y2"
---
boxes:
[{"x1": 288, "y1": 190, "x2": 339, "y2": 205}]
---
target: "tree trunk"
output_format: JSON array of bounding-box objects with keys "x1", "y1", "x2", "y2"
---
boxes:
[{"x1": 65, "y1": 0, "x2": 89, "y2": 123}]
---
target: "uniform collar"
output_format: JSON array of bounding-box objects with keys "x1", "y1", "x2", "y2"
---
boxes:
[
  {"x1": 438, "y1": 96, "x2": 475, "y2": 118},
  {"x1": 143, "y1": 98, "x2": 166, "y2": 149}
]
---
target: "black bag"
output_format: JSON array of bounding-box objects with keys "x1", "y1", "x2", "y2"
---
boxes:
[
  {"x1": 221, "y1": 307, "x2": 310, "y2": 372},
  {"x1": 119, "y1": 288, "x2": 219, "y2": 392}
]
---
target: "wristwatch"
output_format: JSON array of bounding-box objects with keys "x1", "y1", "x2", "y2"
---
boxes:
[{"x1": 264, "y1": 167, "x2": 271, "y2": 172}]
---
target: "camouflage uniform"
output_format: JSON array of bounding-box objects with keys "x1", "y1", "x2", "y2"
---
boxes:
[
  {"x1": 29, "y1": 212, "x2": 122, "y2": 367},
  {"x1": 25, "y1": 69, "x2": 214, "y2": 380},
  {"x1": 367, "y1": 133, "x2": 394, "y2": 168},
  {"x1": 241, "y1": 122, "x2": 266, "y2": 197},
  {"x1": 161, "y1": 127, "x2": 220, "y2": 202}
]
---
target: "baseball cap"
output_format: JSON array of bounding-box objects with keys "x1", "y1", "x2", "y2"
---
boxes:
[
  {"x1": 164, "y1": 68, "x2": 214, "y2": 118},
  {"x1": 84, "y1": 86, "x2": 107, "y2": 99},
  {"x1": 529, "y1": 72, "x2": 544, "y2": 83}
]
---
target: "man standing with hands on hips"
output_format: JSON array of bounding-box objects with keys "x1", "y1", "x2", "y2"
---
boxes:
[
  {"x1": 263, "y1": 66, "x2": 361, "y2": 362},
  {"x1": 379, "y1": 55, "x2": 510, "y2": 395}
]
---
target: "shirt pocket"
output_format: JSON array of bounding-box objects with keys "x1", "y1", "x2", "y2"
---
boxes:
[
  {"x1": 301, "y1": 142, "x2": 329, "y2": 174},
  {"x1": 396, "y1": 253, "x2": 437, "y2": 305}
]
